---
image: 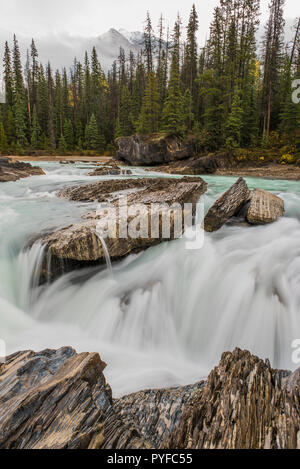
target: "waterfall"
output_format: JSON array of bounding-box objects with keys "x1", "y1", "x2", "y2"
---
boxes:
[{"x1": 1, "y1": 162, "x2": 300, "y2": 397}]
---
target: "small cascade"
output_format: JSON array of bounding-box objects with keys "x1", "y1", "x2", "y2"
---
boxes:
[
  {"x1": 93, "y1": 229, "x2": 113, "y2": 275},
  {"x1": 16, "y1": 242, "x2": 46, "y2": 312}
]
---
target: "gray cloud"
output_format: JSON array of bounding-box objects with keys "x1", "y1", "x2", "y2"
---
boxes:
[{"x1": 0, "y1": 0, "x2": 298, "y2": 74}]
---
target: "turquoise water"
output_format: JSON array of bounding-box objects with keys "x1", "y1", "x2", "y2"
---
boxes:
[{"x1": 0, "y1": 162, "x2": 300, "y2": 396}]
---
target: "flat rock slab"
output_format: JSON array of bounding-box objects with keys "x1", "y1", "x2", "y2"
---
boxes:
[
  {"x1": 247, "y1": 188, "x2": 284, "y2": 224},
  {"x1": 204, "y1": 177, "x2": 251, "y2": 232},
  {"x1": 0, "y1": 158, "x2": 45, "y2": 182},
  {"x1": 42, "y1": 177, "x2": 207, "y2": 280}
]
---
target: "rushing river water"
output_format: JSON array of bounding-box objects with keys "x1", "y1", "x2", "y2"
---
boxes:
[{"x1": 1, "y1": 162, "x2": 300, "y2": 397}]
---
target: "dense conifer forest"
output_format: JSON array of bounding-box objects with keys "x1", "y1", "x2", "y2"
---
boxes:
[{"x1": 0, "y1": 0, "x2": 299, "y2": 158}]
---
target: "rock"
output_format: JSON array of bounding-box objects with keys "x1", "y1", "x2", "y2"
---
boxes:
[
  {"x1": 204, "y1": 177, "x2": 251, "y2": 232},
  {"x1": 1, "y1": 347, "x2": 300, "y2": 449},
  {"x1": 58, "y1": 178, "x2": 161, "y2": 203},
  {"x1": 247, "y1": 188, "x2": 284, "y2": 225},
  {"x1": 164, "y1": 348, "x2": 300, "y2": 449},
  {"x1": 115, "y1": 382, "x2": 204, "y2": 448},
  {"x1": 0, "y1": 347, "x2": 148, "y2": 449},
  {"x1": 42, "y1": 177, "x2": 207, "y2": 281},
  {"x1": 116, "y1": 134, "x2": 194, "y2": 166},
  {"x1": 149, "y1": 153, "x2": 235, "y2": 175},
  {"x1": 0, "y1": 158, "x2": 45, "y2": 182},
  {"x1": 88, "y1": 166, "x2": 132, "y2": 177}
]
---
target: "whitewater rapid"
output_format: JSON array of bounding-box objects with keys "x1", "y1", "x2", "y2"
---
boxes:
[{"x1": 1, "y1": 161, "x2": 300, "y2": 397}]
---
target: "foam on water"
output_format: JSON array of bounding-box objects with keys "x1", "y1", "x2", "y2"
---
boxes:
[{"x1": 0, "y1": 163, "x2": 300, "y2": 397}]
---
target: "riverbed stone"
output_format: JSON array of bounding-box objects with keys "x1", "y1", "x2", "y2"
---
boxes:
[
  {"x1": 0, "y1": 347, "x2": 299, "y2": 449},
  {"x1": 0, "y1": 158, "x2": 45, "y2": 182},
  {"x1": 247, "y1": 188, "x2": 284, "y2": 224},
  {"x1": 164, "y1": 348, "x2": 300, "y2": 449},
  {"x1": 204, "y1": 177, "x2": 251, "y2": 232},
  {"x1": 41, "y1": 176, "x2": 207, "y2": 280},
  {"x1": 116, "y1": 134, "x2": 194, "y2": 166}
]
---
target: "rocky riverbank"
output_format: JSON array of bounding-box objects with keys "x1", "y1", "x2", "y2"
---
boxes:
[
  {"x1": 0, "y1": 347, "x2": 299, "y2": 449},
  {"x1": 0, "y1": 157, "x2": 45, "y2": 182}
]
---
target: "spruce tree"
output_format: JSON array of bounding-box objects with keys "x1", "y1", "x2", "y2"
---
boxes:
[
  {"x1": 137, "y1": 72, "x2": 160, "y2": 134},
  {"x1": 162, "y1": 18, "x2": 185, "y2": 136},
  {"x1": 31, "y1": 106, "x2": 41, "y2": 149},
  {"x1": 225, "y1": 87, "x2": 244, "y2": 148},
  {"x1": 0, "y1": 107, "x2": 7, "y2": 150},
  {"x1": 119, "y1": 85, "x2": 134, "y2": 136},
  {"x1": 85, "y1": 113, "x2": 99, "y2": 150}
]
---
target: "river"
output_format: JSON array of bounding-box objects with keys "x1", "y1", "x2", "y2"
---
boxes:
[{"x1": 1, "y1": 161, "x2": 300, "y2": 397}]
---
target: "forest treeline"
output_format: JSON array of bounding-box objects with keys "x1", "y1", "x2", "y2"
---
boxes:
[{"x1": 0, "y1": 0, "x2": 299, "y2": 156}]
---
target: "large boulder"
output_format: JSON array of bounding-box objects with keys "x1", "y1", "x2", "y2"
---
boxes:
[
  {"x1": 116, "y1": 134, "x2": 194, "y2": 166},
  {"x1": 204, "y1": 177, "x2": 251, "y2": 232},
  {"x1": 164, "y1": 348, "x2": 300, "y2": 449},
  {"x1": 0, "y1": 348, "x2": 148, "y2": 449},
  {"x1": 149, "y1": 153, "x2": 236, "y2": 175},
  {"x1": 1, "y1": 347, "x2": 299, "y2": 449},
  {"x1": 0, "y1": 157, "x2": 45, "y2": 182},
  {"x1": 42, "y1": 177, "x2": 207, "y2": 281},
  {"x1": 247, "y1": 188, "x2": 284, "y2": 225}
]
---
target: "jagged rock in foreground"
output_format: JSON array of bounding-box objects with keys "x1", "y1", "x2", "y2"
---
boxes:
[
  {"x1": 0, "y1": 348, "x2": 148, "y2": 449},
  {"x1": 115, "y1": 382, "x2": 204, "y2": 448},
  {"x1": 116, "y1": 134, "x2": 194, "y2": 166},
  {"x1": 42, "y1": 177, "x2": 207, "y2": 280},
  {"x1": 164, "y1": 348, "x2": 300, "y2": 449},
  {"x1": 204, "y1": 177, "x2": 251, "y2": 232},
  {"x1": 247, "y1": 188, "x2": 284, "y2": 225},
  {"x1": 1, "y1": 347, "x2": 299, "y2": 449},
  {"x1": 0, "y1": 157, "x2": 45, "y2": 182}
]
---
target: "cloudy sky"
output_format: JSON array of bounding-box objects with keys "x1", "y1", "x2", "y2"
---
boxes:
[
  {"x1": 0, "y1": 0, "x2": 298, "y2": 72},
  {"x1": 0, "y1": 0, "x2": 298, "y2": 39}
]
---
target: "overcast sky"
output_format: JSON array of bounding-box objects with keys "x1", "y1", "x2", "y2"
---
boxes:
[{"x1": 0, "y1": 0, "x2": 298, "y2": 40}]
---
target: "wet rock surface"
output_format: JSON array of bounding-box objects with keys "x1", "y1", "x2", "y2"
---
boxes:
[
  {"x1": 0, "y1": 348, "x2": 148, "y2": 449},
  {"x1": 204, "y1": 177, "x2": 251, "y2": 232},
  {"x1": 247, "y1": 188, "x2": 284, "y2": 224},
  {"x1": 42, "y1": 177, "x2": 207, "y2": 281},
  {"x1": 116, "y1": 134, "x2": 194, "y2": 166},
  {"x1": 164, "y1": 348, "x2": 300, "y2": 449},
  {"x1": 0, "y1": 157, "x2": 45, "y2": 182},
  {"x1": 1, "y1": 347, "x2": 299, "y2": 449},
  {"x1": 149, "y1": 153, "x2": 235, "y2": 175}
]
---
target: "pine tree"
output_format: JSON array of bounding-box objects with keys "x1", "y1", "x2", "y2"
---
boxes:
[
  {"x1": 31, "y1": 106, "x2": 41, "y2": 149},
  {"x1": 137, "y1": 72, "x2": 160, "y2": 134},
  {"x1": 85, "y1": 113, "x2": 99, "y2": 150},
  {"x1": 119, "y1": 85, "x2": 134, "y2": 136},
  {"x1": 225, "y1": 87, "x2": 244, "y2": 148},
  {"x1": 162, "y1": 18, "x2": 185, "y2": 136},
  {"x1": 0, "y1": 107, "x2": 7, "y2": 149},
  {"x1": 58, "y1": 134, "x2": 67, "y2": 154},
  {"x1": 183, "y1": 4, "x2": 199, "y2": 99}
]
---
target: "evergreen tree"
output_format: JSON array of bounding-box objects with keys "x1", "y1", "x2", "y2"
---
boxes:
[
  {"x1": 31, "y1": 106, "x2": 41, "y2": 149},
  {"x1": 85, "y1": 113, "x2": 100, "y2": 150},
  {"x1": 119, "y1": 85, "x2": 134, "y2": 136},
  {"x1": 162, "y1": 18, "x2": 185, "y2": 136},
  {"x1": 137, "y1": 72, "x2": 160, "y2": 134},
  {"x1": 0, "y1": 107, "x2": 7, "y2": 149},
  {"x1": 225, "y1": 87, "x2": 244, "y2": 148}
]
